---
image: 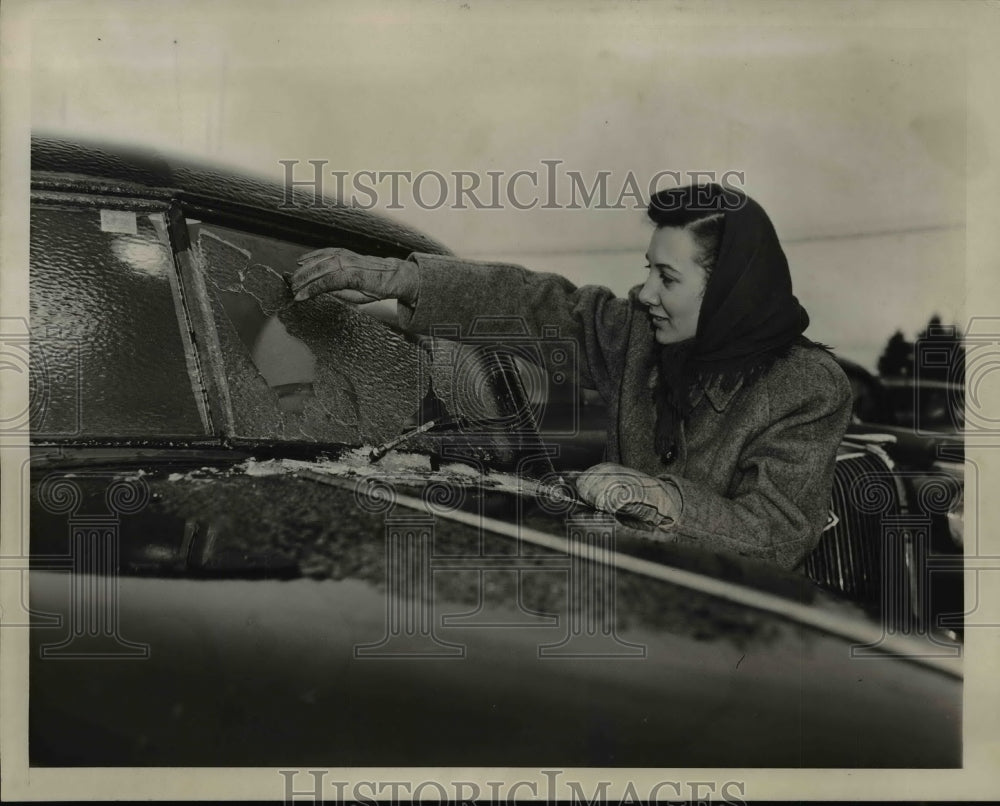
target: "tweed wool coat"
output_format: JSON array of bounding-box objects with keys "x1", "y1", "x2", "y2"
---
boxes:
[{"x1": 399, "y1": 253, "x2": 854, "y2": 571}]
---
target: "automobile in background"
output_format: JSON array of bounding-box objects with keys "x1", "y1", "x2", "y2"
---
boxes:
[
  {"x1": 834, "y1": 357, "x2": 964, "y2": 540},
  {"x1": 881, "y1": 376, "x2": 966, "y2": 433},
  {"x1": 24, "y1": 134, "x2": 961, "y2": 768},
  {"x1": 836, "y1": 356, "x2": 965, "y2": 436},
  {"x1": 833, "y1": 356, "x2": 965, "y2": 630}
]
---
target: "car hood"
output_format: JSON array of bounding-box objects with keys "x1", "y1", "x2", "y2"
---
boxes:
[{"x1": 29, "y1": 449, "x2": 962, "y2": 767}]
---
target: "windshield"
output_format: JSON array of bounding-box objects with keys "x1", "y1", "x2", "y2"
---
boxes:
[
  {"x1": 187, "y1": 222, "x2": 541, "y2": 467},
  {"x1": 188, "y1": 221, "x2": 436, "y2": 446}
]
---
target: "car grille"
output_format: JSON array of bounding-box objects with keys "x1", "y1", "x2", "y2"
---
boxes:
[{"x1": 805, "y1": 446, "x2": 903, "y2": 606}]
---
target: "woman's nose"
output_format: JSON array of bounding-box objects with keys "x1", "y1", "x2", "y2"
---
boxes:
[{"x1": 637, "y1": 273, "x2": 659, "y2": 307}]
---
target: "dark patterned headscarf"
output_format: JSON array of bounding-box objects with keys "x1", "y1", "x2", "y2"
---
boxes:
[{"x1": 649, "y1": 184, "x2": 812, "y2": 460}]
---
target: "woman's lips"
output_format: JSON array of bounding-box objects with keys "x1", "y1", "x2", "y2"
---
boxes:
[{"x1": 650, "y1": 312, "x2": 671, "y2": 324}]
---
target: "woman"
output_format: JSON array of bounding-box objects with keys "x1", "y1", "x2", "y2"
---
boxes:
[{"x1": 289, "y1": 184, "x2": 853, "y2": 571}]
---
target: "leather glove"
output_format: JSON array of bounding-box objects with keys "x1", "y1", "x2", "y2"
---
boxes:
[
  {"x1": 574, "y1": 462, "x2": 680, "y2": 529},
  {"x1": 288, "y1": 248, "x2": 420, "y2": 305}
]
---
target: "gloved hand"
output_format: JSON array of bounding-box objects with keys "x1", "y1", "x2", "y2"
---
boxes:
[
  {"x1": 288, "y1": 248, "x2": 420, "y2": 305},
  {"x1": 574, "y1": 462, "x2": 680, "y2": 529}
]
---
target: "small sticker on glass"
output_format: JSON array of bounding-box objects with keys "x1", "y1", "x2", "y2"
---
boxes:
[{"x1": 100, "y1": 209, "x2": 138, "y2": 234}]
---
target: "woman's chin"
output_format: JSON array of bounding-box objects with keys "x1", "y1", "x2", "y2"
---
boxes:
[{"x1": 653, "y1": 327, "x2": 678, "y2": 345}]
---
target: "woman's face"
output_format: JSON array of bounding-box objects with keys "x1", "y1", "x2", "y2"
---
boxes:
[{"x1": 639, "y1": 226, "x2": 708, "y2": 345}]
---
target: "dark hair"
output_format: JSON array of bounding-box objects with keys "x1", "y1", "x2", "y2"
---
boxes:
[{"x1": 647, "y1": 185, "x2": 730, "y2": 275}]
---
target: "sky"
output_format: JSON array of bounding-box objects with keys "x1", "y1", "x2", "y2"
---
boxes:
[{"x1": 23, "y1": 0, "x2": 972, "y2": 369}]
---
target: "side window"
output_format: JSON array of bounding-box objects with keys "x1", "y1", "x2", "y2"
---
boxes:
[{"x1": 29, "y1": 204, "x2": 207, "y2": 437}]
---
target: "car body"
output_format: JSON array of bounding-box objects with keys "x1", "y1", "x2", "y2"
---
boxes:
[{"x1": 26, "y1": 135, "x2": 962, "y2": 768}]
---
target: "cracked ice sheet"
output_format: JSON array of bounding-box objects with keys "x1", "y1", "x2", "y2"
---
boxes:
[
  {"x1": 192, "y1": 225, "x2": 517, "y2": 452},
  {"x1": 191, "y1": 452, "x2": 573, "y2": 504},
  {"x1": 193, "y1": 225, "x2": 426, "y2": 445}
]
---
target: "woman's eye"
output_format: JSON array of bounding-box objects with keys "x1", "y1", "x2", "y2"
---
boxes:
[{"x1": 644, "y1": 265, "x2": 676, "y2": 286}]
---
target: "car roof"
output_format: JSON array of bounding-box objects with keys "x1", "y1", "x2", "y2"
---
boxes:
[{"x1": 30, "y1": 132, "x2": 452, "y2": 259}]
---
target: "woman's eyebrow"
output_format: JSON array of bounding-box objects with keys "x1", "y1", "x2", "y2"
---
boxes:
[{"x1": 643, "y1": 254, "x2": 680, "y2": 274}]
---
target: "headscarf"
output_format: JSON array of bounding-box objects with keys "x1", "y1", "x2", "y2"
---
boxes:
[{"x1": 651, "y1": 185, "x2": 812, "y2": 460}]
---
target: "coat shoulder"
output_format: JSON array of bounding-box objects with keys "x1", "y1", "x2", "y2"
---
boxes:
[{"x1": 762, "y1": 343, "x2": 854, "y2": 413}]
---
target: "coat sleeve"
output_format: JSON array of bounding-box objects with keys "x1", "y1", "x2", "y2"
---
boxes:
[
  {"x1": 654, "y1": 357, "x2": 853, "y2": 571},
  {"x1": 397, "y1": 252, "x2": 634, "y2": 397}
]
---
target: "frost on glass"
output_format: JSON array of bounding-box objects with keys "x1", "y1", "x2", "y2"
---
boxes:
[
  {"x1": 191, "y1": 225, "x2": 519, "y2": 455},
  {"x1": 29, "y1": 207, "x2": 205, "y2": 437}
]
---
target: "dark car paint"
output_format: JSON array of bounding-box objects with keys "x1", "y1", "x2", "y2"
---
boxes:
[{"x1": 29, "y1": 457, "x2": 961, "y2": 767}]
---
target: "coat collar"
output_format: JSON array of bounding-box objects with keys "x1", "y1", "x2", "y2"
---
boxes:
[
  {"x1": 690, "y1": 373, "x2": 746, "y2": 413},
  {"x1": 647, "y1": 365, "x2": 746, "y2": 413}
]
